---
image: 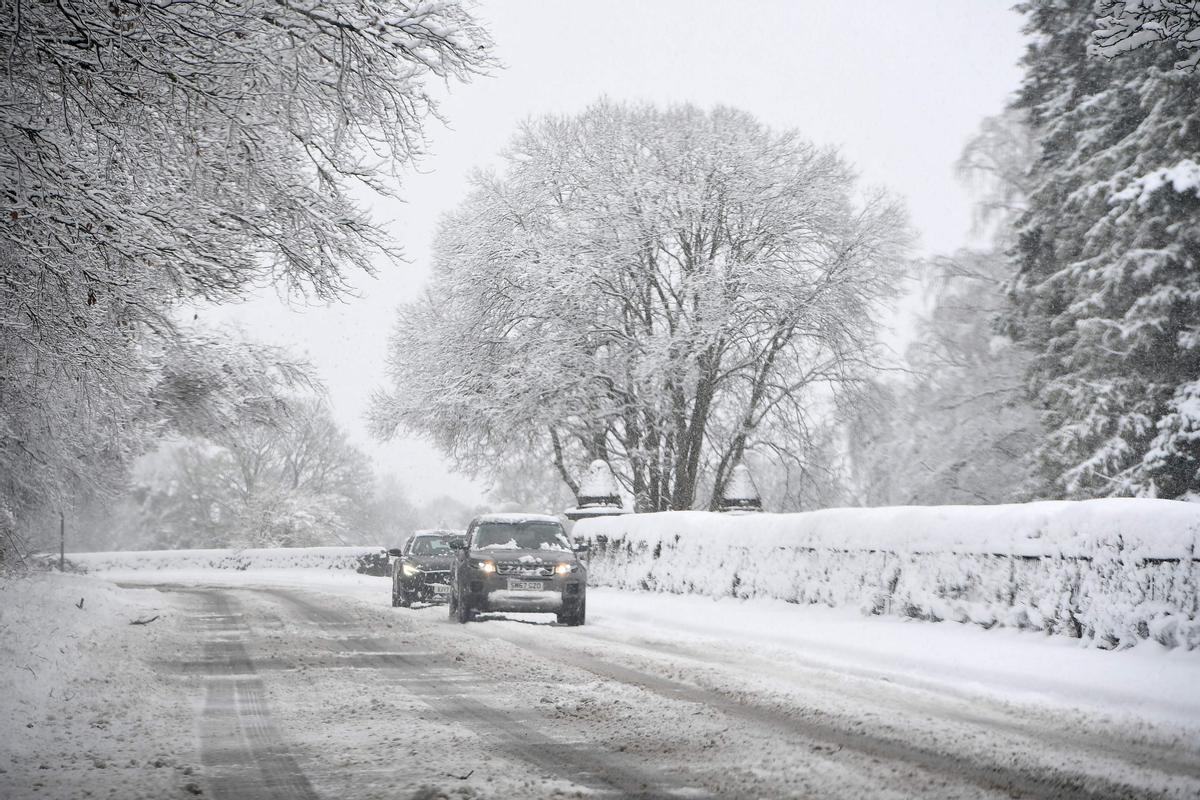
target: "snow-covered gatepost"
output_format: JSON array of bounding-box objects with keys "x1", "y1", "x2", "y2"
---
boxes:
[
  {"x1": 718, "y1": 463, "x2": 763, "y2": 513},
  {"x1": 563, "y1": 460, "x2": 630, "y2": 525}
]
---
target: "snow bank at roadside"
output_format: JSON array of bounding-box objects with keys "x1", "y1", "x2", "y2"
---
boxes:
[
  {"x1": 578, "y1": 587, "x2": 1200, "y2": 733},
  {"x1": 0, "y1": 572, "x2": 199, "y2": 798},
  {"x1": 62, "y1": 545, "x2": 389, "y2": 575},
  {"x1": 575, "y1": 499, "x2": 1200, "y2": 649}
]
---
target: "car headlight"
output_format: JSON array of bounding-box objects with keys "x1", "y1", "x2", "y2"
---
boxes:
[
  {"x1": 554, "y1": 562, "x2": 576, "y2": 576},
  {"x1": 402, "y1": 563, "x2": 419, "y2": 576},
  {"x1": 470, "y1": 559, "x2": 496, "y2": 574}
]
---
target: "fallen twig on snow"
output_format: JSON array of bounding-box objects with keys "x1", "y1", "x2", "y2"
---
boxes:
[
  {"x1": 75, "y1": 597, "x2": 84, "y2": 609},
  {"x1": 129, "y1": 615, "x2": 160, "y2": 626},
  {"x1": 446, "y1": 769, "x2": 474, "y2": 780}
]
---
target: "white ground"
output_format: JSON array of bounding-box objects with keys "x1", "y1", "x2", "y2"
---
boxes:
[
  {"x1": 3, "y1": 568, "x2": 1199, "y2": 799},
  {"x1": 0, "y1": 573, "x2": 203, "y2": 799}
]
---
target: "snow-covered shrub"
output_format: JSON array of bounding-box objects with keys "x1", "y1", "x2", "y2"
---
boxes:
[
  {"x1": 61, "y1": 546, "x2": 389, "y2": 575},
  {"x1": 577, "y1": 499, "x2": 1200, "y2": 649}
]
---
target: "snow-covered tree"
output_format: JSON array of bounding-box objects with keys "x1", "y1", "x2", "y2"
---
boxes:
[
  {"x1": 129, "y1": 396, "x2": 375, "y2": 548},
  {"x1": 847, "y1": 250, "x2": 1041, "y2": 506},
  {"x1": 1, "y1": 320, "x2": 311, "y2": 552},
  {"x1": 150, "y1": 329, "x2": 314, "y2": 441},
  {"x1": 845, "y1": 112, "x2": 1042, "y2": 507},
  {"x1": 486, "y1": 446, "x2": 578, "y2": 515},
  {"x1": 372, "y1": 102, "x2": 910, "y2": 511},
  {"x1": 0, "y1": 1, "x2": 493, "y2": 545},
  {"x1": 356, "y1": 473, "x2": 419, "y2": 548},
  {"x1": 1008, "y1": 1, "x2": 1200, "y2": 500},
  {"x1": 1092, "y1": 0, "x2": 1200, "y2": 72},
  {"x1": 2, "y1": 0, "x2": 491, "y2": 303}
]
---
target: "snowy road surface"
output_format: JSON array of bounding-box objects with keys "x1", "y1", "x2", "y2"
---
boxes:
[
  {"x1": 6, "y1": 572, "x2": 1199, "y2": 799},
  {"x1": 112, "y1": 573, "x2": 1200, "y2": 800}
]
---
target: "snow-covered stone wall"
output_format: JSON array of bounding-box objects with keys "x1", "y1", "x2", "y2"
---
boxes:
[
  {"x1": 60, "y1": 546, "x2": 390, "y2": 576},
  {"x1": 575, "y1": 499, "x2": 1200, "y2": 649}
]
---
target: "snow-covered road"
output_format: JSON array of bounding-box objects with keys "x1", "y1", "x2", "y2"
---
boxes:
[{"x1": 6, "y1": 571, "x2": 1200, "y2": 799}]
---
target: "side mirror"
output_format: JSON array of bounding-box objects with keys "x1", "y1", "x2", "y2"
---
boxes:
[
  {"x1": 448, "y1": 540, "x2": 466, "y2": 551},
  {"x1": 387, "y1": 548, "x2": 403, "y2": 558}
]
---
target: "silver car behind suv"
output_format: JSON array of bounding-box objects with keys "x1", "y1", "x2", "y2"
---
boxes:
[{"x1": 449, "y1": 513, "x2": 587, "y2": 625}]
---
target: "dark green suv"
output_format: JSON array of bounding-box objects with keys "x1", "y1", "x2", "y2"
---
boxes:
[{"x1": 449, "y1": 513, "x2": 587, "y2": 626}]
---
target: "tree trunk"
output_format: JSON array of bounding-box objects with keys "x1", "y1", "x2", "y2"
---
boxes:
[
  {"x1": 549, "y1": 427, "x2": 580, "y2": 500},
  {"x1": 672, "y1": 350, "x2": 720, "y2": 510}
]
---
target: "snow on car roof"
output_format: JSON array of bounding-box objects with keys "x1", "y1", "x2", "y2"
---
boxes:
[
  {"x1": 474, "y1": 512, "x2": 561, "y2": 524},
  {"x1": 412, "y1": 529, "x2": 461, "y2": 536}
]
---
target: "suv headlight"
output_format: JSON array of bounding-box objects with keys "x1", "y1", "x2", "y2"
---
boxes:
[
  {"x1": 470, "y1": 559, "x2": 496, "y2": 574},
  {"x1": 402, "y1": 563, "x2": 419, "y2": 576},
  {"x1": 554, "y1": 562, "x2": 577, "y2": 576}
]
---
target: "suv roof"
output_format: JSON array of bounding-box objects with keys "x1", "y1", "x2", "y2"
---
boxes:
[{"x1": 471, "y1": 512, "x2": 561, "y2": 525}]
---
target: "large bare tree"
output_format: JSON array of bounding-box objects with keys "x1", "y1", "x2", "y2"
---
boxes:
[{"x1": 373, "y1": 102, "x2": 909, "y2": 511}]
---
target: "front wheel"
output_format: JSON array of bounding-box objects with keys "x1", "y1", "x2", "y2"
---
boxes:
[
  {"x1": 392, "y1": 579, "x2": 412, "y2": 608},
  {"x1": 454, "y1": 590, "x2": 474, "y2": 624},
  {"x1": 558, "y1": 599, "x2": 586, "y2": 626}
]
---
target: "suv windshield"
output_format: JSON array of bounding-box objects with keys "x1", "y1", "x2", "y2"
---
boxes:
[
  {"x1": 474, "y1": 521, "x2": 571, "y2": 552},
  {"x1": 409, "y1": 536, "x2": 456, "y2": 556}
]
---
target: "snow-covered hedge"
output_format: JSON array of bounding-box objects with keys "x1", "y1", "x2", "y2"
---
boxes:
[
  {"x1": 575, "y1": 499, "x2": 1200, "y2": 649},
  {"x1": 61, "y1": 546, "x2": 390, "y2": 576}
]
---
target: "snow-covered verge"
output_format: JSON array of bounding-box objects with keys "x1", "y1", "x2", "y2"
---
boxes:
[
  {"x1": 59, "y1": 545, "x2": 390, "y2": 576},
  {"x1": 575, "y1": 498, "x2": 1200, "y2": 649},
  {"x1": 573, "y1": 588, "x2": 1200, "y2": 734},
  {"x1": 0, "y1": 572, "x2": 200, "y2": 799}
]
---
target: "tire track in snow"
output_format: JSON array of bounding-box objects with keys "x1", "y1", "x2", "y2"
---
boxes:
[
  {"x1": 547, "y1": 623, "x2": 1200, "y2": 785},
  {"x1": 475, "y1": 622, "x2": 1185, "y2": 800},
  {"x1": 187, "y1": 591, "x2": 320, "y2": 800},
  {"x1": 258, "y1": 587, "x2": 722, "y2": 800}
]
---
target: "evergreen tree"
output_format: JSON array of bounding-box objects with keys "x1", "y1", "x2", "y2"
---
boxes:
[{"x1": 1008, "y1": 1, "x2": 1200, "y2": 499}]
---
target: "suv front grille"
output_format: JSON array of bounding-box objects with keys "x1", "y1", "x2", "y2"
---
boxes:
[{"x1": 496, "y1": 562, "x2": 553, "y2": 578}]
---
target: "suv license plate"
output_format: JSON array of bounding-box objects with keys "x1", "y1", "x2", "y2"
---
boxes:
[
  {"x1": 431, "y1": 584, "x2": 450, "y2": 595},
  {"x1": 508, "y1": 580, "x2": 544, "y2": 592}
]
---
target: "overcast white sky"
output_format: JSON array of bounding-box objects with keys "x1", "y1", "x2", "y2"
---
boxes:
[{"x1": 199, "y1": 1, "x2": 1028, "y2": 507}]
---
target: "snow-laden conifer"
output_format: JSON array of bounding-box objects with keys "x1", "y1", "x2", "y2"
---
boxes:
[{"x1": 1008, "y1": 1, "x2": 1200, "y2": 499}]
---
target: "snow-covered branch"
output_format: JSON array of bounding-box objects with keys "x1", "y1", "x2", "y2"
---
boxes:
[
  {"x1": 0, "y1": 0, "x2": 494, "y2": 544},
  {"x1": 1091, "y1": 0, "x2": 1200, "y2": 72}
]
